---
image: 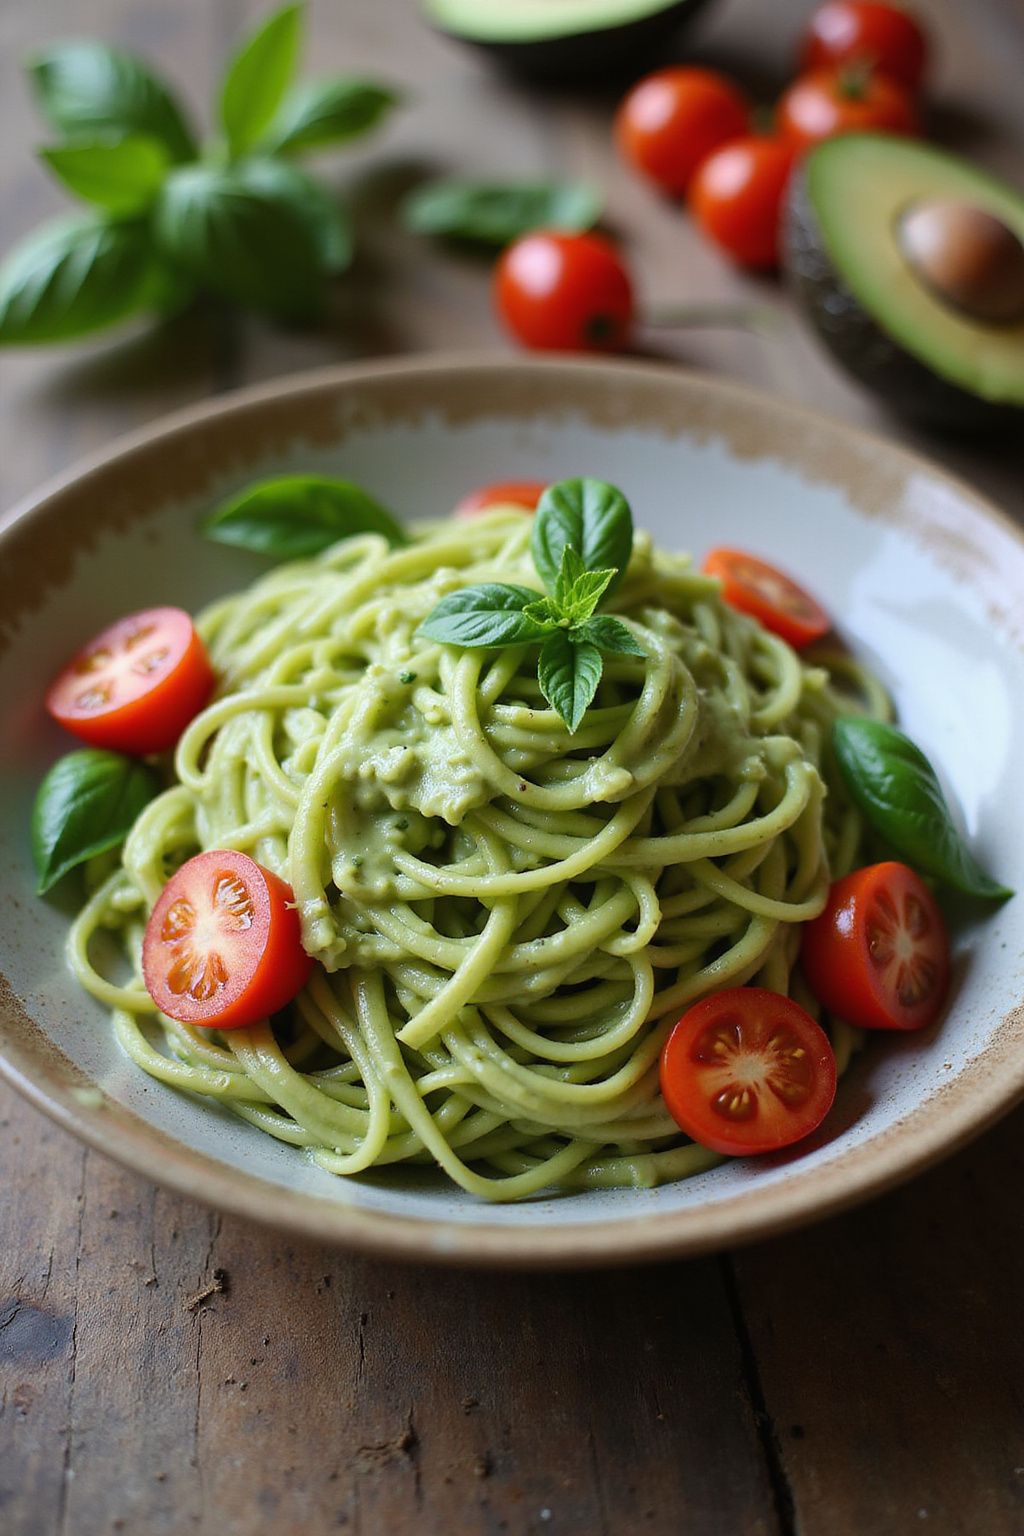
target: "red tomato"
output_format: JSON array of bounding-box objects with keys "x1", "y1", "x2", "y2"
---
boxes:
[
  {"x1": 494, "y1": 232, "x2": 634, "y2": 353},
  {"x1": 801, "y1": 2, "x2": 928, "y2": 92},
  {"x1": 689, "y1": 136, "x2": 797, "y2": 269},
  {"x1": 615, "y1": 67, "x2": 751, "y2": 197},
  {"x1": 778, "y1": 65, "x2": 919, "y2": 150},
  {"x1": 660, "y1": 987, "x2": 837, "y2": 1155},
  {"x1": 703, "y1": 548, "x2": 831, "y2": 649},
  {"x1": 142, "y1": 850, "x2": 312, "y2": 1030},
  {"x1": 801, "y1": 862, "x2": 949, "y2": 1032},
  {"x1": 46, "y1": 607, "x2": 214, "y2": 755},
  {"x1": 455, "y1": 480, "x2": 547, "y2": 518}
]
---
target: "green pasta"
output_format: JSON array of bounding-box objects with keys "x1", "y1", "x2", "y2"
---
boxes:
[{"x1": 68, "y1": 506, "x2": 886, "y2": 1200}]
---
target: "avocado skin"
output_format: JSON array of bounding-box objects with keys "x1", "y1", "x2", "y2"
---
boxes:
[
  {"x1": 433, "y1": 0, "x2": 715, "y2": 85},
  {"x1": 783, "y1": 165, "x2": 1021, "y2": 434}
]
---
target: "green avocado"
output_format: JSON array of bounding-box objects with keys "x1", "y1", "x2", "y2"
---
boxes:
[
  {"x1": 422, "y1": 0, "x2": 716, "y2": 84},
  {"x1": 783, "y1": 135, "x2": 1024, "y2": 430}
]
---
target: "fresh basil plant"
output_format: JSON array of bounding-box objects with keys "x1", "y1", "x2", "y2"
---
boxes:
[{"x1": 1, "y1": 4, "x2": 397, "y2": 344}]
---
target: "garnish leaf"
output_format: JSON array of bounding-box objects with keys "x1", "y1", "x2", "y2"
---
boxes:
[
  {"x1": 40, "y1": 134, "x2": 170, "y2": 214},
  {"x1": 262, "y1": 78, "x2": 397, "y2": 155},
  {"x1": 0, "y1": 215, "x2": 170, "y2": 344},
  {"x1": 203, "y1": 475, "x2": 406, "y2": 559},
  {"x1": 219, "y1": 2, "x2": 304, "y2": 159},
  {"x1": 32, "y1": 750, "x2": 159, "y2": 894},
  {"x1": 833, "y1": 717, "x2": 1013, "y2": 900},
  {"x1": 402, "y1": 179, "x2": 602, "y2": 246},
  {"x1": 531, "y1": 479, "x2": 633, "y2": 598},
  {"x1": 538, "y1": 631, "x2": 603, "y2": 734},
  {"x1": 576, "y1": 614, "x2": 645, "y2": 656},
  {"x1": 555, "y1": 554, "x2": 616, "y2": 624},
  {"x1": 28, "y1": 41, "x2": 196, "y2": 162},
  {"x1": 154, "y1": 161, "x2": 325, "y2": 320},
  {"x1": 418, "y1": 585, "x2": 549, "y2": 648}
]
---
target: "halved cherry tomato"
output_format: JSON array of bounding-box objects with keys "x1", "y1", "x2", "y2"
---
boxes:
[
  {"x1": 142, "y1": 850, "x2": 312, "y2": 1030},
  {"x1": 689, "y1": 136, "x2": 797, "y2": 269},
  {"x1": 660, "y1": 987, "x2": 837, "y2": 1155},
  {"x1": 46, "y1": 607, "x2": 214, "y2": 755},
  {"x1": 801, "y1": 2, "x2": 928, "y2": 93},
  {"x1": 801, "y1": 861, "x2": 949, "y2": 1032},
  {"x1": 494, "y1": 231, "x2": 634, "y2": 353},
  {"x1": 615, "y1": 67, "x2": 751, "y2": 197},
  {"x1": 777, "y1": 64, "x2": 919, "y2": 151},
  {"x1": 703, "y1": 548, "x2": 831, "y2": 649},
  {"x1": 456, "y1": 480, "x2": 547, "y2": 518}
]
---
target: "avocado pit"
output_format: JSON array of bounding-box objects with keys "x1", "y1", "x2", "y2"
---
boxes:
[{"x1": 897, "y1": 200, "x2": 1024, "y2": 325}]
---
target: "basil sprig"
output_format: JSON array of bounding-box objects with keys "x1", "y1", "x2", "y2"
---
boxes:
[
  {"x1": 402, "y1": 178, "x2": 602, "y2": 246},
  {"x1": 203, "y1": 475, "x2": 407, "y2": 559},
  {"x1": 419, "y1": 478, "x2": 644, "y2": 733},
  {"x1": 2, "y1": 5, "x2": 396, "y2": 346},
  {"x1": 833, "y1": 717, "x2": 1013, "y2": 900},
  {"x1": 32, "y1": 750, "x2": 159, "y2": 894}
]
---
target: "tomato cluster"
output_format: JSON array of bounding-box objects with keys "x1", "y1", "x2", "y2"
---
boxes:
[{"x1": 494, "y1": 3, "x2": 929, "y2": 349}]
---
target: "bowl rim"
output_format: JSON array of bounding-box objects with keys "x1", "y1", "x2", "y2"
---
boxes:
[{"x1": 2, "y1": 350, "x2": 1022, "y2": 1270}]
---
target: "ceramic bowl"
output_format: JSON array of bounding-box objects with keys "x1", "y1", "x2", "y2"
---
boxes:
[{"x1": 1, "y1": 355, "x2": 1021, "y2": 1268}]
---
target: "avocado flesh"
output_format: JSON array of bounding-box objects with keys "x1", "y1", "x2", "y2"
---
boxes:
[
  {"x1": 784, "y1": 136, "x2": 1024, "y2": 428},
  {"x1": 423, "y1": 0, "x2": 714, "y2": 83}
]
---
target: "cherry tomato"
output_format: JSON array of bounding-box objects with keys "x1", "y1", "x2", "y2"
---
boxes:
[
  {"x1": 494, "y1": 232, "x2": 634, "y2": 353},
  {"x1": 615, "y1": 67, "x2": 751, "y2": 197},
  {"x1": 46, "y1": 606, "x2": 214, "y2": 755},
  {"x1": 801, "y1": 2, "x2": 928, "y2": 92},
  {"x1": 455, "y1": 480, "x2": 547, "y2": 518},
  {"x1": 689, "y1": 136, "x2": 796, "y2": 269},
  {"x1": 801, "y1": 862, "x2": 949, "y2": 1032},
  {"x1": 703, "y1": 548, "x2": 831, "y2": 649},
  {"x1": 660, "y1": 987, "x2": 837, "y2": 1156},
  {"x1": 142, "y1": 850, "x2": 312, "y2": 1030},
  {"x1": 778, "y1": 65, "x2": 919, "y2": 150}
]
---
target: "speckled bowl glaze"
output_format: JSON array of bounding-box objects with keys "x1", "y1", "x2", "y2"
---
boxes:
[{"x1": 1, "y1": 355, "x2": 1022, "y2": 1268}]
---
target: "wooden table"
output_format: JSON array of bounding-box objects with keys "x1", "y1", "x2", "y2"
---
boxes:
[{"x1": 2, "y1": 2, "x2": 1022, "y2": 1532}]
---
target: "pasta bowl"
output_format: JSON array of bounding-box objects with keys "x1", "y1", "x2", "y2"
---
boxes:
[{"x1": 1, "y1": 354, "x2": 1022, "y2": 1267}]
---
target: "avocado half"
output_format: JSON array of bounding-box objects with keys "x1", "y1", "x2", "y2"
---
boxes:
[
  {"x1": 784, "y1": 135, "x2": 1024, "y2": 430},
  {"x1": 423, "y1": 0, "x2": 716, "y2": 84}
]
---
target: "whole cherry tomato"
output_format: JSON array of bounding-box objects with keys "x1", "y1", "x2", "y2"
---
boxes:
[
  {"x1": 689, "y1": 137, "x2": 797, "y2": 269},
  {"x1": 494, "y1": 231, "x2": 634, "y2": 353},
  {"x1": 660, "y1": 987, "x2": 837, "y2": 1156},
  {"x1": 143, "y1": 850, "x2": 312, "y2": 1030},
  {"x1": 801, "y1": 2, "x2": 928, "y2": 92},
  {"x1": 801, "y1": 862, "x2": 949, "y2": 1032},
  {"x1": 615, "y1": 67, "x2": 751, "y2": 197},
  {"x1": 778, "y1": 64, "x2": 919, "y2": 150},
  {"x1": 47, "y1": 606, "x2": 215, "y2": 755}
]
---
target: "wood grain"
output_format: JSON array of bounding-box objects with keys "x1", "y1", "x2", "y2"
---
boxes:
[{"x1": 1, "y1": 0, "x2": 1023, "y2": 1532}]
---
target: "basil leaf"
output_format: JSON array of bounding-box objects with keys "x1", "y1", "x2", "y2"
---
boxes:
[
  {"x1": 419, "y1": 585, "x2": 549, "y2": 648},
  {"x1": 403, "y1": 179, "x2": 602, "y2": 246},
  {"x1": 28, "y1": 42, "x2": 196, "y2": 162},
  {"x1": 237, "y1": 157, "x2": 352, "y2": 273},
  {"x1": 532, "y1": 479, "x2": 633, "y2": 598},
  {"x1": 0, "y1": 215, "x2": 169, "y2": 344},
  {"x1": 154, "y1": 162, "x2": 325, "y2": 320},
  {"x1": 538, "y1": 631, "x2": 603, "y2": 734},
  {"x1": 556, "y1": 562, "x2": 615, "y2": 624},
  {"x1": 522, "y1": 595, "x2": 563, "y2": 628},
  {"x1": 32, "y1": 750, "x2": 159, "y2": 895},
  {"x1": 204, "y1": 475, "x2": 406, "y2": 558},
  {"x1": 553, "y1": 545, "x2": 588, "y2": 606},
  {"x1": 575, "y1": 615, "x2": 645, "y2": 657},
  {"x1": 40, "y1": 134, "x2": 170, "y2": 214},
  {"x1": 220, "y1": 2, "x2": 303, "y2": 159},
  {"x1": 262, "y1": 77, "x2": 397, "y2": 155},
  {"x1": 833, "y1": 718, "x2": 1013, "y2": 900}
]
